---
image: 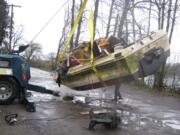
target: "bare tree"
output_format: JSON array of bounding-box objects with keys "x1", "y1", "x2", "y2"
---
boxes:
[
  {"x1": 153, "y1": 0, "x2": 179, "y2": 88},
  {"x1": 94, "y1": 0, "x2": 100, "y2": 37},
  {"x1": 55, "y1": 10, "x2": 70, "y2": 66},
  {"x1": 125, "y1": 17, "x2": 129, "y2": 43},
  {"x1": 113, "y1": 13, "x2": 119, "y2": 36},
  {"x1": 70, "y1": 0, "x2": 75, "y2": 50},
  {"x1": 48, "y1": 52, "x2": 56, "y2": 70},
  {"x1": 147, "y1": 0, "x2": 152, "y2": 34},
  {"x1": 166, "y1": 0, "x2": 172, "y2": 32},
  {"x1": 2, "y1": 24, "x2": 24, "y2": 52},
  {"x1": 131, "y1": 0, "x2": 136, "y2": 40},
  {"x1": 106, "y1": 0, "x2": 115, "y2": 37},
  {"x1": 117, "y1": 0, "x2": 130, "y2": 38},
  {"x1": 169, "y1": 0, "x2": 179, "y2": 43},
  {"x1": 11, "y1": 25, "x2": 24, "y2": 51},
  {"x1": 160, "y1": 0, "x2": 166, "y2": 29},
  {"x1": 74, "y1": 0, "x2": 83, "y2": 47},
  {"x1": 24, "y1": 43, "x2": 42, "y2": 63},
  {"x1": 0, "y1": 0, "x2": 9, "y2": 47}
]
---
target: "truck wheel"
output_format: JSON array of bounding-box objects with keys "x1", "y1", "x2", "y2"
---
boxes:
[{"x1": 0, "y1": 77, "x2": 19, "y2": 105}]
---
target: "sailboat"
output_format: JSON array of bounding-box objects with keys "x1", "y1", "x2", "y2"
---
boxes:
[{"x1": 55, "y1": 30, "x2": 170, "y2": 90}]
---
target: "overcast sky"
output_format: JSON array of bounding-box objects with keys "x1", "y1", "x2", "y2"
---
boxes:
[
  {"x1": 9, "y1": 0, "x2": 180, "y2": 62},
  {"x1": 9, "y1": 0, "x2": 67, "y2": 54}
]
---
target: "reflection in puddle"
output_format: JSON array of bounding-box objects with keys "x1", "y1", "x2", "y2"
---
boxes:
[
  {"x1": 28, "y1": 91, "x2": 61, "y2": 102},
  {"x1": 163, "y1": 120, "x2": 180, "y2": 130},
  {"x1": 74, "y1": 94, "x2": 180, "y2": 131},
  {"x1": 117, "y1": 109, "x2": 180, "y2": 131}
]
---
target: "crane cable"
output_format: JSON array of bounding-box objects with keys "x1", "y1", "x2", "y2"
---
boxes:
[{"x1": 30, "y1": 0, "x2": 70, "y2": 43}]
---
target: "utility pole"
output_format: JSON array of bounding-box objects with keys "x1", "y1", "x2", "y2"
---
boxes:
[{"x1": 9, "y1": 4, "x2": 21, "y2": 51}]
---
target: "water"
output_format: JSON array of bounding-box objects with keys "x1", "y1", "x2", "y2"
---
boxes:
[{"x1": 144, "y1": 75, "x2": 180, "y2": 89}]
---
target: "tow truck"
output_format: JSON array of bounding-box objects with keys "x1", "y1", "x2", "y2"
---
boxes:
[{"x1": 0, "y1": 46, "x2": 59, "y2": 111}]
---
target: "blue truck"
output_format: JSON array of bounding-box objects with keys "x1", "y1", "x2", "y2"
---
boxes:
[{"x1": 0, "y1": 46, "x2": 58, "y2": 111}]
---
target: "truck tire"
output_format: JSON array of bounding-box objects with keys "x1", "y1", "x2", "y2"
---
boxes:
[{"x1": 0, "y1": 77, "x2": 19, "y2": 105}]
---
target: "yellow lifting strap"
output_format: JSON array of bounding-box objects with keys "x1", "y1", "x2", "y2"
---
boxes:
[
  {"x1": 89, "y1": 8, "x2": 106, "y2": 87},
  {"x1": 58, "y1": 0, "x2": 88, "y2": 63},
  {"x1": 57, "y1": 0, "x2": 106, "y2": 87}
]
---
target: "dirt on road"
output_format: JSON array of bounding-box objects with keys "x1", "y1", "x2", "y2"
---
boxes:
[{"x1": 0, "y1": 68, "x2": 180, "y2": 135}]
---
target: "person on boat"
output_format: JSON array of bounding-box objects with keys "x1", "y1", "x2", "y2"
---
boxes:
[
  {"x1": 56, "y1": 56, "x2": 80, "y2": 86},
  {"x1": 114, "y1": 83, "x2": 122, "y2": 102},
  {"x1": 70, "y1": 56, "x2": 80, "y2": 67}
]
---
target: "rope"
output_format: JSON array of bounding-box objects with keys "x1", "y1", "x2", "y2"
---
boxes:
[
  {"x1": 58, "y1": 0, "x2": 88, "y2": 64},
  {"x1": 56, "y1": 1, "x2": 106, "y2": 91},
  {"x1": 89, "y1": 8, "x2": 106, "y2": 88}
]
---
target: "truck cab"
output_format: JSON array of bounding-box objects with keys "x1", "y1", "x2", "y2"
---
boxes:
[{"x1": 0, "y1": 53, "x2": 31, "y2": 104}]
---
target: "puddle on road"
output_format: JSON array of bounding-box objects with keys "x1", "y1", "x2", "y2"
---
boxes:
[
  {"x1": 115, "y1": 109, "x2": 180, "y2": 131},
  {"x1": 73, "y1": 94, "x2": 180, "y2": 131},
  {"x1": 162, "y1": 119, "x2": 180, "y2": 130},
  {"x1": 27, "y1": 91, "x2": 61, "y2": 103},
  {"x1": 28, "y1": 85, "x2": 180, "y2": 132}
]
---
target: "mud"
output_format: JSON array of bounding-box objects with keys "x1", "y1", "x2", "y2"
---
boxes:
[{"x1": 0, "y1": 68, "x2": 180, "y2": 135}]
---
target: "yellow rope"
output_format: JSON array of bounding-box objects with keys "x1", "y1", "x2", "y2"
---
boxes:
[
  {"x1": 58, "y1": 0, "x2": 88, "y2": 63},
  {"x1": 57, "y1": 0, "x2": 106, "y2": 88},
  {"x1": 89, "y1": 8, "x2": 106, "y2": 87}
]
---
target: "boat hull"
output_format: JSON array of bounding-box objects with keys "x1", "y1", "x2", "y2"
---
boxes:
[{"x1": 58, "y1": 31, "x2": 170, "y2": 91}]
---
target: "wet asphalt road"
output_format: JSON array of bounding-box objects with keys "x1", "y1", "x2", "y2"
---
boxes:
[{"x1": 0, "y1": 68, "x2": 180, "y2": 135}]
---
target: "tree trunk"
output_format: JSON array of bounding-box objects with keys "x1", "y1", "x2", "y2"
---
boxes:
[
  {"x1": 158, "y1": 7, "x2": 161, "y2": 30},
  {"x1": 169, "y1": 0, "x2": 178, "y2": 43},
  {"x1": 153, "y1": 0, "x2": 173, "y2": 89},
  {"x1": 94, "y1": 0, "x2": 100, "y2": 37},
  {"x1": 106, "y1": 0, "x2": 115, "y2": 37},
  {"x1": 166, "y1": 0, "x2": 172, "y2": 32},
  {"x1": 117, "y1": 0, "x2": 130, "y2": 38},
  {"x1": 161, "y1": 0, "x2": 165, "y2": 29},
  {"x1": 130, "y1": 8, "x2": 142, "y2": 39},
  {"x1": 132, "y1": 0, "x2": 136, "y2": 41},
  {"x1": 153, "y1": 61, "x2": 166, "y2": 88},
  {"x1": 55, "y1": 19, "x2": 69, "y2": 66},
  {"x1": 75, "y1": 0, "x2": 82, "y2": 47},
  {"x1": 154, "y1": 0, "x2": 161, "y2": 30},
  {"x1": 125, "y1": 17, "x2": 128, "y2": 43},
  {"x1": 113, "y1": 14, "x2": 119, "y2": 36},
  {"x1": 55, "y1": 29, "x2": 65, "y2": 66},
  {"x1": 147, "y1": 0, "x2": 152, "y2": 35}
]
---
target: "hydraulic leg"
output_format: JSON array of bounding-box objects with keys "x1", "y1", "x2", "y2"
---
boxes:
[
  {"x1": 27, "y1": 84, "x2": 59, "y2": 96},
  {"x1": 20, "y1": 84, "x2": 60, "y2": 112}
]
